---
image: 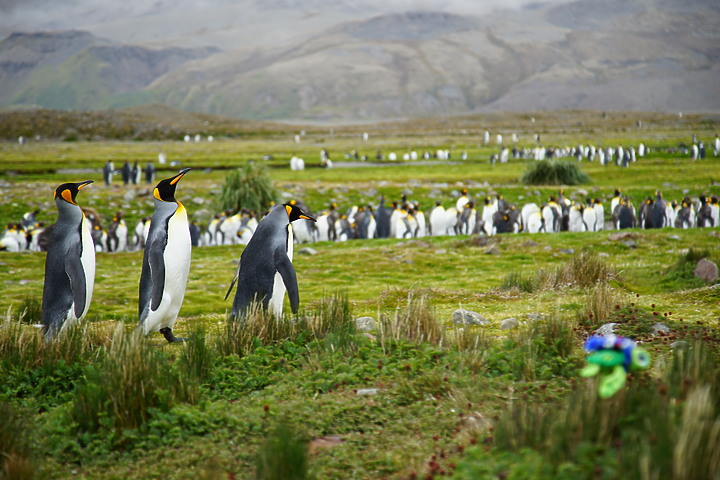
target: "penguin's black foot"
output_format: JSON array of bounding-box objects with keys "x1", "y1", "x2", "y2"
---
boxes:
[{"x1": 159, "y1": 327, "x2": 187, "y2": 343}]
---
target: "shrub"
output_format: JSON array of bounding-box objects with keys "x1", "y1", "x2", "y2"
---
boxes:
[
  {"x1": 215, "y1": 163, "x2": 279, "y2": 214},
  {"x1": 378, "y1": 294, "x2": 443, "y2": 346},
  {"x1": 255, "y1": 420, "x2": 309, "y2": 480},
  {"x1": 520, "y1": 159, "x2": 590, "y2": 185},
  {"x1": 0, "y1": 402, "x2": 36, "y2": 480}
]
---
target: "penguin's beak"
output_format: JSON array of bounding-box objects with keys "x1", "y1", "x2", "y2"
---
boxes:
[
  {"x1": 300, "y1": 213, "x2": 317, "y2": 222},
  {"x1": 170, "y1": 168, "x2": 191, "y2": 186},
  {"x1": 78, "y1": 180, "x2": 94, "y2": 190}
]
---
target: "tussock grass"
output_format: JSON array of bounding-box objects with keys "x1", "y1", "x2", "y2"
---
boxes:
[
  {"x1": 501, "y1": 250, "x2": 616, "y2": 293},
  {"x1": 218, "y1": 303, "x2": 303, "y2": 356},
  {"x1": 377, "y1": 294, "x2": 443, "y2": 346},
  {"x1": 520, "y1": 159, "x2": 591, "y2": 185},
  {"x1": 216, "y1": 163, "x2": 279, "y2": 214},
  {"x1": 255, "y1": 420, "x2": 309, "y2": 480},
  {"x1": 0, "y1": 402, "x2": 36, "y2": 480},
  {"x1": 576, "y1": 283, "x2": 622, "y2": 327},
  {"x1": 0, "y1": 308, "x2": 111, "y2": 369},
  {"x1": 70, "y1": 325, "x2": 199, "y2": 433}
]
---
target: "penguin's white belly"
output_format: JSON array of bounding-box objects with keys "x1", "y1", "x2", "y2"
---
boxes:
[
  {"x1": 146, "y1": 209, "x2": 191, "y2": 332},
  {"x1": 268, "y1": 225, "x2": 293, "y2": 318},
  {"x1": 79, "y1": 216, "x2": 96, "y2": 320}
]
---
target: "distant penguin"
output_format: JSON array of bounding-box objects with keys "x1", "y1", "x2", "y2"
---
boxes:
[
  {"x1": 374, "y1": 197, "x2": 392, "y2": 239},
  {"x1": 121, "y1": 161, "x2": 132, "y2": 185},
  {"x1": 228, "y1": 203, "x2": 316, "y2": 321},
  {"x1": 41, "y1": 180, "x2": 95, "y2": 338},
  {"x1": 649, "y1": 192, "x2": 668, "y2": 228},
  {"x1": 638, "y1": 197, "x2": 654, "y2": 229},
  {"x1": 103, "y1": 161, "x2": 114, "y2": 186},
  {"x1": 137, "y1": 168, "x2": 192, "y2": 343},
  {"x1": 615, "y1": 199, "x2": 636, "y2": 229}
]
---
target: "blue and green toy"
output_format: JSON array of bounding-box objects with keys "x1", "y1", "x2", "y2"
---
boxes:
[{"x1": 580, "y1": 335, "x2": 651, "y2": 398}]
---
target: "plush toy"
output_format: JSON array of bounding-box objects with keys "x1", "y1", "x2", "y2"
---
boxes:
[{"x1": 580, "y1": 334, "x2": 651, "y2": 398}]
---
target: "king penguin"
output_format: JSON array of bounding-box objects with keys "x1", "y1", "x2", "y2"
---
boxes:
[
  {"x1": 228, "y1": 203, "x2": 316, "y2": 321},
  {"x1": 41, "y1": 180, "x2": 95, "y2": 338},
  {"x1": 137, "y1": 168, "x2": 191, "y2": 343}
]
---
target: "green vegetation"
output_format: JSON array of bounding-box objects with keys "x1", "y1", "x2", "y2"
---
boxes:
[
  {"x1": 216, "y1": 163, "x2": 279, "y2": 213},
  {"x1": 520, "y1": 159, "x2": 591, "y2": 185},
  {"x1": 0, "y1": 110, "x2": 719, "y2": 479}
]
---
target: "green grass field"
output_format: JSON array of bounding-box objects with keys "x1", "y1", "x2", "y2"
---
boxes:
[{"x1": 1, "y1": 110, "x2": 719, "y2": 480}]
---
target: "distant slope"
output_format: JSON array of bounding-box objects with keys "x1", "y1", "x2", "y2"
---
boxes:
[{"x1": 0, "y1": 0, "x2": 718, "y2": 121}]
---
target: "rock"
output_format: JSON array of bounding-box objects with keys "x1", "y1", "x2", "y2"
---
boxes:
[
  {"x1": 435, "y1": 249, "x2": 447, "y2": 254},
  {"x1": 191, "y1": 197, "x2": 206, "y2": 205},
  {"x1": 558, "y1": 248, "x2": 574, "y2": 255},
  {"x1": 693, "y1": 258, "x2": 718, "y2": 282},
  {"x1": 355, "y1": 316, "x2": 376, "y2": 332},
  {"x1": 298, "y1": 247, "x2": 318, "y2": 255},
  {"x1": 522, "y1": 240, "x2": 539, "y2": 247},
  {"x1": 122, "y1": 190, "x2": 136, "y2": 202},
  {"x1": 452, "y1": 309, "x2": 489, "y2": 325},
  {"x1": 526, "y1": 313, "x2": 546, "y2": 322},
  {"x1": 598, "y1": 252, "x2": 610, "y2": 257},
  {"x1": 667, "y1": 235, "x2": 680, "y2": 240},
  {"x1": 609, "y1": 232, "x2": 637, "y2": 241},
  {"x1": 596, "y1": 323, "x2": 617, "y2": 335},
  {"x1": 622, "y1": 240, "x2": 637, "y2": 249},
  {"x1": 500, "y1": 317, "x2": 518, "y2": 330},
  {"x1": 483, "y1": 245, "x2": 501, "y2": 255},
  {"x1": 652, "y1": 323, "x2": 670, "y2": 335},
  {"x1": 671, "y1": 340, "x2": 689, "y2": 350}
]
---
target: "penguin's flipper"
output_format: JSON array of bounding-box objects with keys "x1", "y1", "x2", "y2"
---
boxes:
[
  {"x1": 224, "y1": 259, "x2": 241, "y2": 301},
  {"x1": 275, "y1": 252, "x2": 299, "y2": 314},
  {"x1": 147, "y1": 239, "x2": 166, "y2": 311},
  {"x1": 64, "y1": 244, "x2": 87, "y2": 319}
]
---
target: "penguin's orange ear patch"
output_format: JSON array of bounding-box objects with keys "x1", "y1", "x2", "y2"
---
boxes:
[
  {"x1": 285, "y1": 205, "x2": 293, "y2": 216},
  {"x1": 61, "y1": 189, "x2": 75, "y2": 205}
]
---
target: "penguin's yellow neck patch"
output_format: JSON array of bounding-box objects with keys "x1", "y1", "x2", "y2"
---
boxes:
[
  {"x1": 154, "y1": 188, "x2": 162, "y2": 201},
  {"x1": 61, "y1": 189, "x2": 75, "y2": 205}
]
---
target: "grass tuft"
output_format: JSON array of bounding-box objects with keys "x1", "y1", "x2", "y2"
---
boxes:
[
  {"x1": 520, "y1": 159, "x2": 591, "y2": 185},
  {"x1": 216, "y1": 163, "x2": 279, "y2": 214},
  {"x1": 70, "y1": 325, "x2": 198, "y2": 433},
  {"x1": 378, "y1": 294, "x2": 443, "y2": 346},
  {"x1": 255, "y1": 420, "x2": 309, "y2": 480},
  {"x1": 0, "y1": 402, "x2": 36, "y2": 480}
]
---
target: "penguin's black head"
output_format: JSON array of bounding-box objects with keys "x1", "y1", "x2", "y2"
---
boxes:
[
  {"x1": 154, "y1": 168, "x2": 190, "y2": 202},
  {"x1": 285, "y1": 203, "x2": 316, "y2": 223},
  {"x1": 54, "y1": 180, "x2": 93, "y2": 206}
]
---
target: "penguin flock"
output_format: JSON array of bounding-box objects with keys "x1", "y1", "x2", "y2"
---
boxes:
[{"x1": 36, "y1": 170, "x2": 315, "y2": 341}]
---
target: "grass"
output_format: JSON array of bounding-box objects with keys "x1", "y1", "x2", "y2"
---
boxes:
[{"x1": 0, "y1": 111, "x2": 719, "y2": 479}]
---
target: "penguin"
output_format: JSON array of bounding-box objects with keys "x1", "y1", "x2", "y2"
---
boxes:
[
  {"x1": 137, "y1": 168, "x2": 192, "y2": 343},
  {"x1": 228, "y1": 203, "x2": 316, "y2": 321},
  {"x1": 649, "y1": 191, "x2": 668, "y2": 228},
  {"x1": 41, "y1": 180, "x2": 95, "y2": 338}
]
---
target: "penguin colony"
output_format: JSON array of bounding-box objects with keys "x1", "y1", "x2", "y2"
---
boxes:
[
  {"x1": 4, "y1": 189, "x2": 719, "y2": 256},
  {"x1": 33, "y1": 170, "x2": 317, "y2": 340}
]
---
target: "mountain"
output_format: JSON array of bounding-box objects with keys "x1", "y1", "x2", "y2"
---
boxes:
[{"x1": 0, "y1": 0, "x2": 718, "y2": 121}]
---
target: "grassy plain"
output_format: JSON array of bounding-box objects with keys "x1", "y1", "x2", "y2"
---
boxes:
[{"x1": 0, "y1": 109, "x2": 719, "y2": 480}]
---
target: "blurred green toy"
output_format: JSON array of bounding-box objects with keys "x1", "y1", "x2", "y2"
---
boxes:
[{"x1": 581, "y1": 335, "x2": 651, "y2": 398}]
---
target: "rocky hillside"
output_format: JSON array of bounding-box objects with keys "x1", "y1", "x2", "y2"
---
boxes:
[{"x1": 0, "y1": 0, "x2": 718, "y2": 121}]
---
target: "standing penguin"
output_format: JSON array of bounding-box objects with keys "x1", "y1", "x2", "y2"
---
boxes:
[
  {"x1": 137, "y1": 168, "x2": 192, "y2": 343},
  {"x1": 228, "y1": 203, "x2": 316, "y2": 321},
  {"x1": 41, "y1": 180, "x2": 95, "y2": 338}
]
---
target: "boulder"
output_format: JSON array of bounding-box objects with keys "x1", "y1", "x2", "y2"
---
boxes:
[
  {"x1": 500, "y1": 317, "x2": 518, "y2": 330},
  {"x1": 355, "y1": 316, "x2": 376, "y2": 332},
  {"x1": 452, "y1": 309, "x2": 489, "y2": 325},
  {"x1": 693, "y1": 258, "x2": 718, "y2": 282}
]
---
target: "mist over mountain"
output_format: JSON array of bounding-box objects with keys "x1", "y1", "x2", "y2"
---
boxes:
[{"x1": 1, "y1": 0, "x2": 718, "y2": 121}]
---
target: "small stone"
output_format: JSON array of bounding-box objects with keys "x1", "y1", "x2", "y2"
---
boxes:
[
  {"x1": 652, "y1": 323, "x2": 670, "y2": 335},
  {"x1": 526, "y1": 313, "x2": 546, "y2": 322},
  {"x1": 500, "y1": 317, "x2": 518, "y2": 330},
  {"x1": 298, "y1": 247, "x2": 318, "y2": 255},
  {"x1": 356, "y1": 388, "x2": 379, "y2": 395},
  {"x1": 596, "y1": 323, "x2": 617, "y2": 335},
  {"x1": 522, "y1": 240, "x2": 539, "y2": 247},
  {"x1": 693, "y1": 258, "x2": 718, "y2": 282},
  {"x1": 483, "y1": 245, "x2": 501, "y2": 255},
  {"x1": 355, "y1": 316, "x2": 376, "y2": 332},
  {"x1": 452, "y1": 309, "x2": 489, "y2": 325},
  {"x1": 191, "y1": 197, "x2": 206, "y2": 205},
  {"x1": 671, "y1": 340, "x2": 689, "y2": 349},
  {"x1": 667, "y1": 235, "x2": 680, "y2": 240},
  {"x1": 598, "y1": 252, "x2": 610, "y2": 257},
  {"x1": 622, "y1": 240, "x2": 637, "y2": 249},
  {"x1": 436, "y1": 249, "x2": 447, "y2": 254},
  {"x1": 559, "y1": 248, "x2": 574, "y2": 254}
]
